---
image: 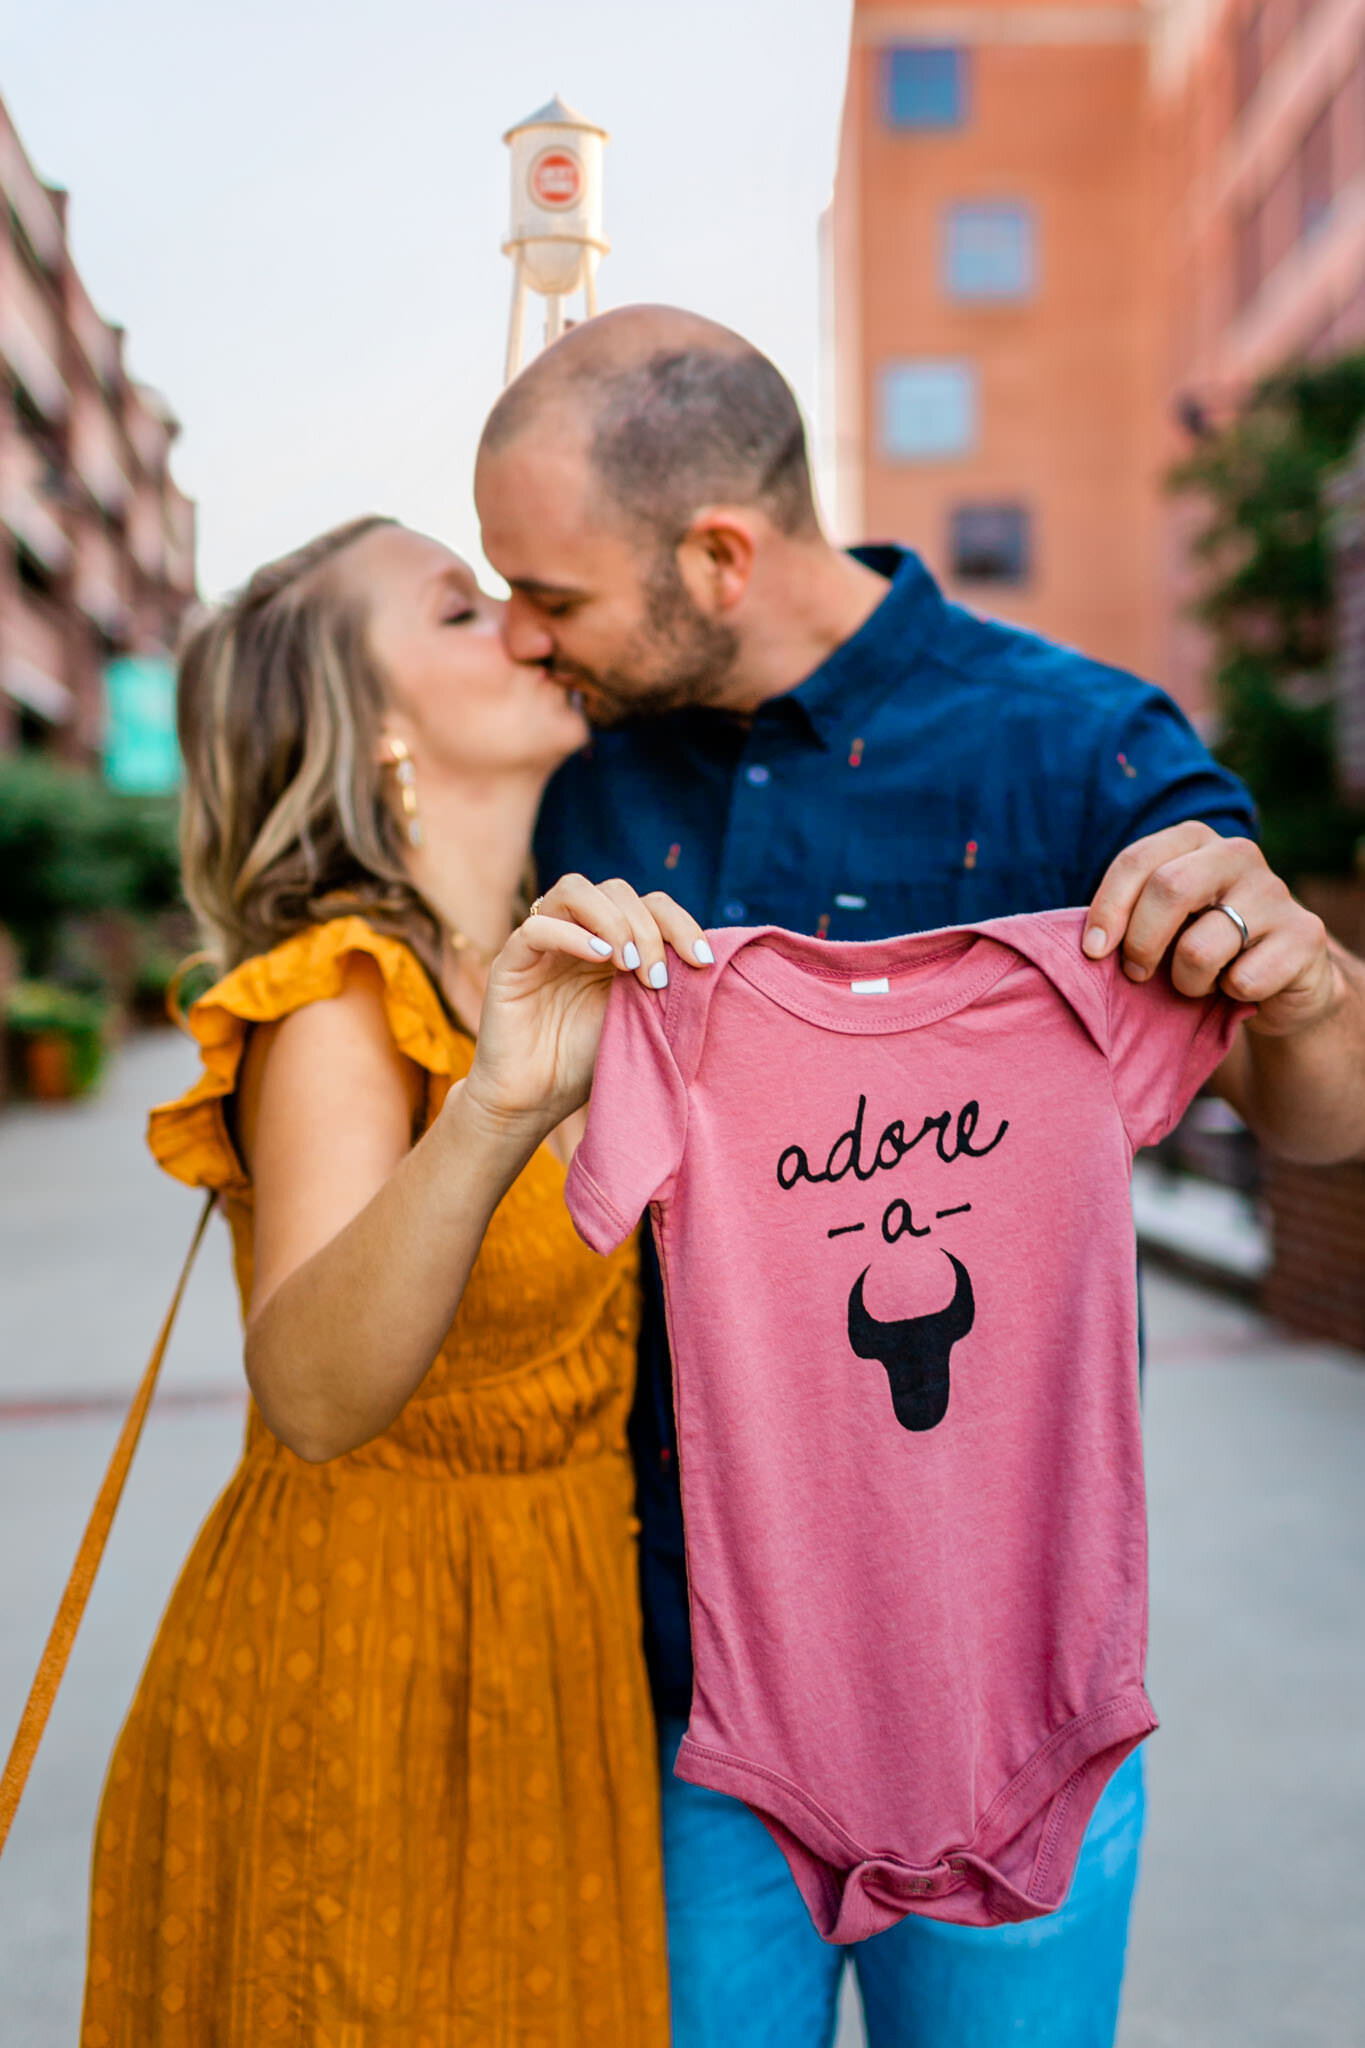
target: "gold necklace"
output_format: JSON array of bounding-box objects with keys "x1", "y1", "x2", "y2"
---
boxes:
[
  {"x1": 442, "y1": 887, "x2": 525, "y2": 973},
  {"x1": 446, "y1": 925, "x2": 496, "y2": 969}
]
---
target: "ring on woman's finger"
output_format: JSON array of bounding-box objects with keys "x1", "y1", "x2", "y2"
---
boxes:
[
  {"x1": 1209, "y1": 901, "x2": 1251, "y2": 954},
  {"x1": 528, "y1": 896, "x2": 546, "y2": 920}
]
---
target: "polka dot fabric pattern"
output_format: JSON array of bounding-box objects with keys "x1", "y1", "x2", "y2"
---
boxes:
[{"x1": 82, "y1": 919, "x2": 669, "y2": 2046}]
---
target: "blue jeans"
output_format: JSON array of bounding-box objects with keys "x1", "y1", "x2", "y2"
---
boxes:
[{"x1": 659, "y1": 1721, "x2": 1145, "y2": 2048}]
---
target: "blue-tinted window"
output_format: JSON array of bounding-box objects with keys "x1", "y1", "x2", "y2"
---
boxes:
[
  {"x1": 884, "y1": 47, "x2": 967, "y2": 130},
  {"x1": 880, "y1": 361, "x2": 977, "y2": 461},
  {"x1": 945, "y1": 203, "x2": 1036, "y2": 300},
  {"x1": 950, "y1": 504, "x2": 1031, "y2": 584}
]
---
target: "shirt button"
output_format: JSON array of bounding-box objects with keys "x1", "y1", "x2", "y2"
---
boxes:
[
  {"x1": 723, "y1": 900, "x2": 747, "y2": 922},
  {"x1": 745, "y1": 763, "x2": 771, "y2": 786}
]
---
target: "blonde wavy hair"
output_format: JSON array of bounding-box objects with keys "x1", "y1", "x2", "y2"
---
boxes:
[{"x1": 176, "y1": 516, "x2": 447, "y2": 984}]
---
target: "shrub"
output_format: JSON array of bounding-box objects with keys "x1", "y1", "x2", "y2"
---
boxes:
[
  {"x1": 0, "y1": 756, "x2": 182, "y2": 975},
  {"x1": 1170, "y1": 355, "x2": 1365, "y2": 884}
]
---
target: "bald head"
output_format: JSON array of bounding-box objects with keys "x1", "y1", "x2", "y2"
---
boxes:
[{"x1": 480, "y1": 305, "x2": 820, "y2": 546}]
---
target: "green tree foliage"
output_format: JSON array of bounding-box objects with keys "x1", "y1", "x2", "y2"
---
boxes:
[
  {"x1": 1170, "y1": 355, "x2": 1365, "y2": 883},
  {"x1": 0, "y1": 755, "x2": 181, "y2": 975}
]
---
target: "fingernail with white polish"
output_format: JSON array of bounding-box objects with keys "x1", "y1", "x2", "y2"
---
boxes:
[
  {"x1": 1082, "y1": 927, "x2": 1107, "y2": 958},
  {"x1": 589, "y1": 936, "x2": 614, "y2": 957},
  {"x1": 693, "y1": 939, "x2": 715, "y2": 965},
  {"x1": 649, "y1": 961, "x2": 669, "y2": 989},
  {"x1": 623, "y1": 942, "x2": 641, "y2": 970}
]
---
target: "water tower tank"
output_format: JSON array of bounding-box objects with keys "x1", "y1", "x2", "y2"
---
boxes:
[{"x1": 503, "y1": 95, "x2": 609, "y2": 301}]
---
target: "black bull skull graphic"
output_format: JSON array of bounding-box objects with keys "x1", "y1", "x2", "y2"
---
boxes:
[{"x1": 847, "y1": 1251, "x2": 976, "y2": 1432}]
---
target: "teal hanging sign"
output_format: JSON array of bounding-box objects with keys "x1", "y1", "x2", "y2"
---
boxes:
[{"x1": 103, "y1": 655, "x2": 179, "y2": 793}]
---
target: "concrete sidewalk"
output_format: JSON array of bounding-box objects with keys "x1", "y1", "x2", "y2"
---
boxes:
[
  {"x1": 0, "y1": 1029, "x2": 240, "y2": 1404},
  {"x1": 1, "y1": 1034, "x2": 1362, "y2": 2044},
  {"x1": 1115, "y1": 1280, "x2": 1363, "y2": 2047}
]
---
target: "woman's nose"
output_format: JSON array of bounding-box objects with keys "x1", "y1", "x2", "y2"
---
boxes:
[{"x1": 502, "y1": 598, "x2": 555, "y2": 665}]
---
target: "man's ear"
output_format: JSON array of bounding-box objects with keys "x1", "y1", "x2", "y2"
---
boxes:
[{"x1": 675, "y1": 509, "x2": 757, "y2": 614}]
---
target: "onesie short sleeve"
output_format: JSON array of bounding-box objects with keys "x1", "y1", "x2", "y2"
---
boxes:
[
  {"x1": 146, "y1": 916, "x2": 466, "y2": 1194},
  {"x1": 566, "y1": 976, "x2": 689, "y2": 1255},
  {"x1": 1103, "y1": 953, "x2": 1248, "y2": 1153}
]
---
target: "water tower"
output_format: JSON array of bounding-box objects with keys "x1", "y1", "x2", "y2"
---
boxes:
[{"x1": 502, "y1": 95, "x2": 609, "y2": 382}]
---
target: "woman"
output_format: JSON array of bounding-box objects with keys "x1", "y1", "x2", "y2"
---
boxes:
[{"x1": 82, "y1": 515, "x2": 711, "y2": 2045}]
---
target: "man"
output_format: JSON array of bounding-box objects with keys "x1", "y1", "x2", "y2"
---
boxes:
[{"x1": 475, "y1": 306, "x2": 1365, "y2": 2048}]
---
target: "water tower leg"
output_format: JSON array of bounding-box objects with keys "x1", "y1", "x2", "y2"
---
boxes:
[
  {"x1": 545, "y1": 295, "x2": 564, "y2": 347},
  {"x1": 584, "y1": 267, "x2": 599, "y2": 319},
  {"x1": 505, "y1": 266, "x2": 527, "y2": 384}
]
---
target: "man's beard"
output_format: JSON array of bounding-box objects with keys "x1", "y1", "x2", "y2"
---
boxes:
[{"x1": 555, "y1": 556, "x2": 740, "y2": 726}]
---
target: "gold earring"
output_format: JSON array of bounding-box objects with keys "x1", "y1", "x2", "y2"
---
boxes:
[{"x1": 384, "y1": 737, "x2": 422, "y2": 847}]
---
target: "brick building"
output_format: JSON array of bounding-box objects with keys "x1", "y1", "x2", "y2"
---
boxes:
[
  {"x1": 1149, "y1": 0, "x2": 1365, "y2": 703},
  {"x1": 828, "y1": 0, "x2": 1365, "y2": 714},
  {"x1": 827, "y1": 0, "x2": 1160, "y2": 683},
  {"x1": 1152, "y1": 0, "x2": 1365, "y2": 402},
  {"x1": 0, "y1": 94, "x2": 195, "y2": 762}
]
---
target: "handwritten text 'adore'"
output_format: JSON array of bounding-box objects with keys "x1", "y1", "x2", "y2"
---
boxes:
[{"x1": 776, "y1": 1093, "x2": 1009, "y2": 1193}]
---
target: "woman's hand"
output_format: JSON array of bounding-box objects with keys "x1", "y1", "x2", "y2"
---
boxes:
[
  {"x1": 461, "y1": 875, "x2": 713, "y2": 1139},
  {"x1": 242, "y1": 892, "x2": 711, "y2": 1464}
]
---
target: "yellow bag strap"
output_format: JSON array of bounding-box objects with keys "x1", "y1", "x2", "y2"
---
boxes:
[{"x1": 0, "y1": 1191, "x2": 217, "y2": 1858}]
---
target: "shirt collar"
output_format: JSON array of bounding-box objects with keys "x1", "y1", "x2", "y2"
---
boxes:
[{"x1": 774, "y1": 544, "x2": 945, "y2": 750}]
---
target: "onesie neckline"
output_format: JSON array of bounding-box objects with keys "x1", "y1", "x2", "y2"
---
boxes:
[{"x1": 724, "y1": 924, "x2": 1022, "y2": 1035}]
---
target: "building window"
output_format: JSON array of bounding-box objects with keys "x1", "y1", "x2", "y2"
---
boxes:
[
  {"x1": 1299, "y1": 104, "x2": 1334, "y2": 240},
  {"x1": 1261, "y1": 153, "x2": 1299, "y2": 279},
  {"x1": 880, "y1": 361, "x2": 977, "y2": 461},
  {"x1": 1305, "y1": 308, "x2": 1340, "y2": 359},
  {"x1": 884, "y1": 47, "x2": 967, "y2": 130},
  {"x1": 949, "y1": 505, "x2": 1030, "y2": 584},
  {"x1": 1234, "y1": 2, "x2": 1266, "y2": 116},
  {"x1": 945, "y1": 203, "x2": 1035, "y2": 300},
  {"x1": 9, "y1": 205, "x2": 55, "y2": 289},
  {"x1": 1234, "y1": 197, "x2": 1264, "y2": 313}
]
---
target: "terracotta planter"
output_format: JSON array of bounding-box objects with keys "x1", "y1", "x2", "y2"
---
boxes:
[{"x1": 23, "y1": 1031, "x2": 75, "y2": 1101}]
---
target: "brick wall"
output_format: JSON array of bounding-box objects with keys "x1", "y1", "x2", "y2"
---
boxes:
[
  {"x1": 0, "y1": 923, "x2": 14, "y2": 1107},
  {"x1": 1261, "y1": 878, "x2": 1365, "y2": 1354},
  {"x1": 1337, "y1": 536, "x2": 1365, "y2": 802},
  {"x1": 1331, "y1": 443, "x2": 1365, "y2": 803},
  {"x1": 1263, "y1": 1157, "x2": 1365, "y2": 1351}
]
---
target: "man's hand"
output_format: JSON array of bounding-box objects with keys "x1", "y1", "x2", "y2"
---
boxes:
[
  {"x1": 1082, "y1": 822, "x2": 1336, "y2": 1039},
  {"x1": 1084, "y1": 822, "x2": 1365, "y2": 1163}
]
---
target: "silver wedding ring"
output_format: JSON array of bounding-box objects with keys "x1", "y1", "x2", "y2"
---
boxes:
[{"x1": 1210, "y1": 902, "x2": 1251, "y2": 953}]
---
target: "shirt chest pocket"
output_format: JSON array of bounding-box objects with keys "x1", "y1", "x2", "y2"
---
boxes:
[{"x1": 828, "y1": 797, "x2": 1067, "y2": 938}]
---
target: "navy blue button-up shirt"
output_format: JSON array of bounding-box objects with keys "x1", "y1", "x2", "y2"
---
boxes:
[{"x1": 535, "y1": 544, "x2": 1256, "y2": 1716}]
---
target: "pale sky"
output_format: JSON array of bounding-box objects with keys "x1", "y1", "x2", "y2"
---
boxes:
[{"x1": 0, "y1": 0, "x2": 854, "y2": 598}]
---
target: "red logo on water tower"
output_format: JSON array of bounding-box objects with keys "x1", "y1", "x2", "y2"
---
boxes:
[{"x1": 529, "y1": 147, "x2": 583, "y2": 210}]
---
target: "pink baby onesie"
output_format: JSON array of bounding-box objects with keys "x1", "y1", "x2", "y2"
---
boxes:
[{"x1": 565, "y1": 909, "x2": 1246, "y2": 1942}]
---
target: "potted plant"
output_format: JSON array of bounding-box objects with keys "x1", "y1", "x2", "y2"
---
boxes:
[{"x1": 4, "y1": 981, "x2": 110, "y2": 1101}]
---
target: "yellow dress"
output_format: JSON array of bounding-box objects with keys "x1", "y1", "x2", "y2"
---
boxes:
[{"x1": 82, "y1": 917, "x2": 669, "y2": 2048}]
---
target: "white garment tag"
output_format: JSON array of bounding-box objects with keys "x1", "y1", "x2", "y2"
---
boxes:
[{"x1": 850, "y1": 976, "x2": 891, "y2": 995}]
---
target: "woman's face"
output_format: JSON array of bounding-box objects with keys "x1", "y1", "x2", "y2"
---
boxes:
[{"x1": 354, "y1": 525, "x2": 588, "y2": 777}]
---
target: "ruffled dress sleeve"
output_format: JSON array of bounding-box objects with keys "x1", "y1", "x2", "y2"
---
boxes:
[{"x1": 147, "y1": 916, "x2": 468, "y2": 1193}]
